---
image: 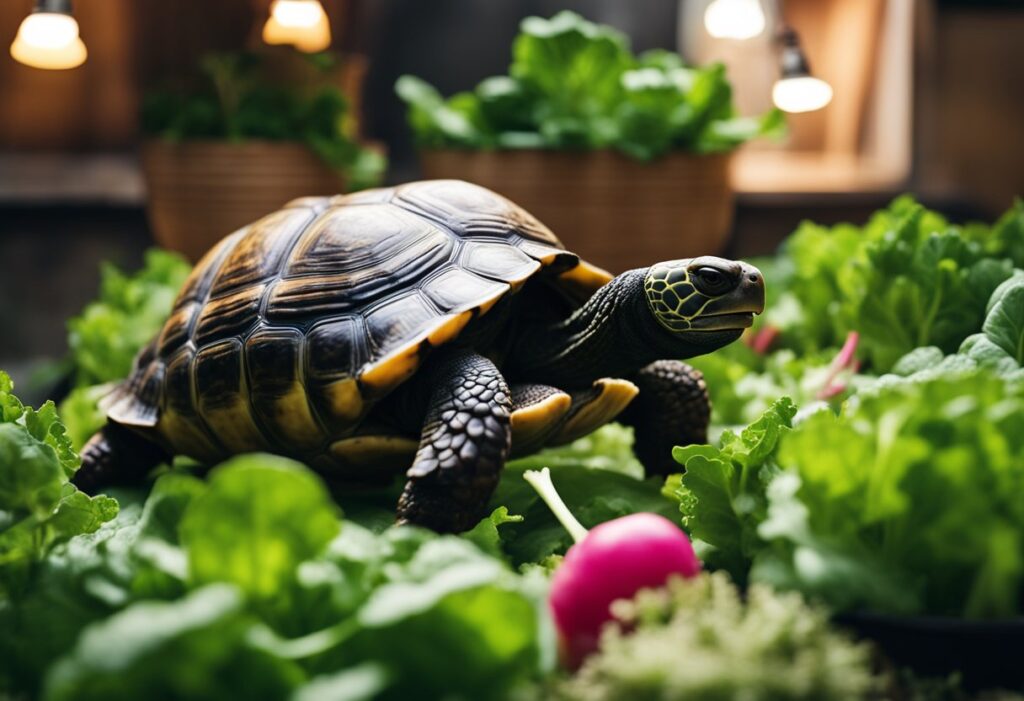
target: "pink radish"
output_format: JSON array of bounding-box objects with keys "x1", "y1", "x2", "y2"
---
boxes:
[
  {"x1": 523, "y1": 467, "x2": 701, "y2": 667},
  {"x1": 816, "y1": 331, "x2": 860, "y2": 400}
]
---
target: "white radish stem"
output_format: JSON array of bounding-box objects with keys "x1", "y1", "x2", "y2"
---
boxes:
[{"x1": 523, "y1": 467, "x2": 589, "y2": 544}]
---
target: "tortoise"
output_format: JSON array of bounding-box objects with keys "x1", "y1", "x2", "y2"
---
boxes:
[{"x1": 75, "y1": 180, "x2": 764, "y2": 532}]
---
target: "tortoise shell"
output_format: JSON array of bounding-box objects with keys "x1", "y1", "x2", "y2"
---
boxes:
[{"x1": 105, "y1": 180, "x2": 613, "y2": 466}]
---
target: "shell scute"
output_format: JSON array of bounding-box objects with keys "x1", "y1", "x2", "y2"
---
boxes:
[
  {"x1": 306, "y1": 317, "x2": 366, "y2": 381},
  {"x1": 460, "y1": 241, "x2": 540, "y2": 285},
  {"x1": 193, "y1": 283, "x2": 266, "y2": 347},
  {"x1": 393, "y1": 179, "x2": 560, "y2": 247},
  {"x1": 363, "y1": 292, "x2": 439, "y2": 356},
  {"x1": 209, "y1": 207, "x2": 314, "y2": 298},
  {"x1": 266, "y1": 206, "x2": 453, "y2": 320},
  {"x1": 194, "y1": 339, "x2": 269, "y2": 452},
  {"x1": 246, "y1": 327, "x2": 325, "y2": 450},
  {"x1": 421, "y1": 268, "x2": 509, "y2": 314}
]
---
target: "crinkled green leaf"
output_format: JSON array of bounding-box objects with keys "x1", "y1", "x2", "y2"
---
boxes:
[
  {"x1": 755, "y1": 370, "x2": 1024, "y2": 617},
  {"x1": 464, "y1": 506, "x2": 524, "y2": 559},
  {"x1": 672, "y1": 398, "x2": 795, "y2": 582}
]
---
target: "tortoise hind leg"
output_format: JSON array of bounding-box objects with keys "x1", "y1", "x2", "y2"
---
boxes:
[
  {"x1": 397, "y1": 349, "x2": 512, "y2": 533},
  {"x1": 619, "y1": 360, "x2": 710, "y2": 477},
  {"x1": 74, "y1": 422, "x2": 170, "y2": 494}
]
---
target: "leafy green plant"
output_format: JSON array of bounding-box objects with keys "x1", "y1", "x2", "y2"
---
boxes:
[
  {"x1": 0, "y1": 372, "x2": 117, "y2": 603},
  {"x1": 61, "y1": 250, "x2": 192, "y2": 449},
  {"x1": 396, "y1": 11, "x2": 781, "y2": 160},
  {"x1": 143, "y1": 52, "x2": 384, "y2": 190},
  {"x1": 766, "y1": 197, "x2": 1024, "y2": 372},
  {"x1": 675, "y1": 368, "x2": 1024, "y2": 619},
  {"x1": 0, "y1": 450, "x2": 552, "y2": 699},
  {"x1": 558, "y1": 572, "x2": 877, "y2": 701}
]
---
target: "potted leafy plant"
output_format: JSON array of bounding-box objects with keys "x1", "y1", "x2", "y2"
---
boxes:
[
  {"x1": 142, "y1": 52, "x2": 385, "y2": 261},
  {"x1": 396, "y1": 11, "x2": 781, "y2": 272}
]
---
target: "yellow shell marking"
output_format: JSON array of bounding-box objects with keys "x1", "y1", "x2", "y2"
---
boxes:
[
  {"x1": 200, "y1": 400, "x2": 270, "y2": 453},
  {"x1": 358, "y1": 338, "x2": 423, "y2": 394},
  {"x1": 329, "y1": 435, "x2": 418, "y2": 471},
  {"x1": 324, "y1": 377, "x2": 364, "y2": 422},
  {"x1": 271, "y1": 383, "x2": 325, "y2": 450},
  {"x1": 158, "y1": 410, "x2": 224, "y2": 464},
  {"x1": 427, "y1": 310, "x2": 474, "y2": 346},
  {"x1": 558, "y1": 261, "x2": 615, "y2": 302}
]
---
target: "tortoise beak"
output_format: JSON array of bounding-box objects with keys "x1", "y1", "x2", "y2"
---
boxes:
[{"x1": 689, "y1": 262, "x2": 765, "y2": 331}]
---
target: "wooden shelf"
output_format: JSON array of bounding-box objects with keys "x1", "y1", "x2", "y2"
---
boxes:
[{"x1": 0, "y1": 153, "x2": 144, "y2": 205}]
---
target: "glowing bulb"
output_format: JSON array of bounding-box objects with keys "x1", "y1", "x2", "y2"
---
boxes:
[
  {"x1": 9, "y1": 12, "x2": 87, "y2": 70},
  {"x1": 772, "y1": 76, "x2": 834, "y2": 113},
  {"x1": 704, "y1": 0, "x2": 766, "y2": 40},
  {"x1": 263, "y1": 0, "x2": 331, "y2": 52},
  {"x1": 272, "y1": 0, "x2": 322, "y2": 28}
]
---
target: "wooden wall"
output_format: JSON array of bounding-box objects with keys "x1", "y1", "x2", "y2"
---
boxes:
[{"x1": 916, "y1": 7, "x2": 1024, "y2": 213}]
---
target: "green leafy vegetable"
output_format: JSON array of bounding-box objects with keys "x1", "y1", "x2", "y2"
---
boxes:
[
  {"x1": 61, "y1": 249, "x2": 192, "y2": 449},
  {"x1": 767, "y1": 197, "x2": 1024, "y2": 372},
  {"x1": 42, "y1": 585, "x2": 304, "y2": 701},
  {"x1": 66, "y1": 249, "x2": 190, "y2": 389},
  {"x1": 0, "y1": 373, "x2": 117, "y2": 601},
  {"x1": 1, "y1": 451, "x2": 552, "y2": 699},
  {"x1": 959, "y1": 274, "x2": 1024, "y2": 376},
  {"x1": 397, "y1": 11, "x2": 780, "y2": 159},
  {"x1": 755, "y1": 370, "x2": 1024, "y2": 618},
  {"x1": 179, "y1": 454, "x2": 340, "y2": 600},
  {"x1": 559, "y1": 572, "x2": 877, "y2": 701},
  {"x1": 143, "y1": 51, "x2": 384, "y2": 190},
  {"x1": 680, "y1": 368, "x2": 1024, "y2": 618},
  {"x1": 672, "y1": 398, "x2": 796, "y2": 582}
]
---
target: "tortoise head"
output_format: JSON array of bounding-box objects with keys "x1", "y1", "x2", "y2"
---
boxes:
[{"x1": 643, "y1": 256, "x2": 765, "y2": 345}]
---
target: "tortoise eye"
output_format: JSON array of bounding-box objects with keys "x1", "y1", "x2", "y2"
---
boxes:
[{"x1": 694, "y1": 267, "x2": 733, "y2": 296}]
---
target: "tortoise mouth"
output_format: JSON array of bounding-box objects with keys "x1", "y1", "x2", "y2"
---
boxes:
[{"x1": 690, "y1": 311, "x2": 756, "y2": 331}]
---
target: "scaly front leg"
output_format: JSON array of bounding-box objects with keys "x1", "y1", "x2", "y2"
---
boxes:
[
  {"x1": 619, "y1": 360, "x2": 710, "y2": 477},
  {"x1": 397, "y1": 349, "x2": 512, "y2": 532}
]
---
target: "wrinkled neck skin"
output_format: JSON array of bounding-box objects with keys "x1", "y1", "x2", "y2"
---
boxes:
[{"x1": 507, "y1": 270, "x2": 742, "y2": 388}]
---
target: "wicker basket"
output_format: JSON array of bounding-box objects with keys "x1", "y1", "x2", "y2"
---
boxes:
[
  {"x1": 420, "y1": 149, "x2": 735, "y2": 273},
  {"x1": 142, "y1": 141, "x2": 347, "y2": 262}
]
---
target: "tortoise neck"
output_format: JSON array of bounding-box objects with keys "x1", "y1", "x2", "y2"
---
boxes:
[{"x1": 507, "y1": 270, "x2": 682, "y2": 387}]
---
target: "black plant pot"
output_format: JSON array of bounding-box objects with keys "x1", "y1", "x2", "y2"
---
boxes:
[{"x1": 838, "y1": 611, "x2": 1024, "y2": 691}]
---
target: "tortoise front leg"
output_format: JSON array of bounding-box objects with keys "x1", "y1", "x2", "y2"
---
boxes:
[
  {"x1": 397, "y1": 349, "x2": 512, "y2": 532},
  {"x1": 619, "y1": 360, "x2": 710, "y2": 477}
]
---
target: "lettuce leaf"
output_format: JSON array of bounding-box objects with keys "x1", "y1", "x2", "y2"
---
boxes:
[
  {"x1": 754, "y1": 370, "x2": 1024, "y2": 617},
  {"x1": 2, "y1": 455, "x2": 552, "y2": 699},
  {"x1": 672, "y1": 398, "x2": 796, "y2": 583},
  {"x1": 67, "y1": 249, "x2": 190, "y2": 388},
  {"x1": 0, "y1": 372, "x2": 118, "y2": 601},
  {"x1": 396, "y1": 11, "x2": 778, "y2": 159},
  {"x1": 61, "y1": 250, "x2": 192, "y2": 449}
]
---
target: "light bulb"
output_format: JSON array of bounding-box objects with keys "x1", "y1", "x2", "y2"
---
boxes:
[
  {"x1": 272, "y1": 0, "x2": 322, "y2": 28},
  {"x1": 772, "y1": 76, "x2": 833, "y2": 113},
  {"x1": 263, "y1": 0, "x2": 331, "y2": 52},
  {"x1": 704, "y1": 0, "x2": 766, "y2": 40},
  {"x1": 10, "y1": 11, "x2": 87, "y2": 70}
]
